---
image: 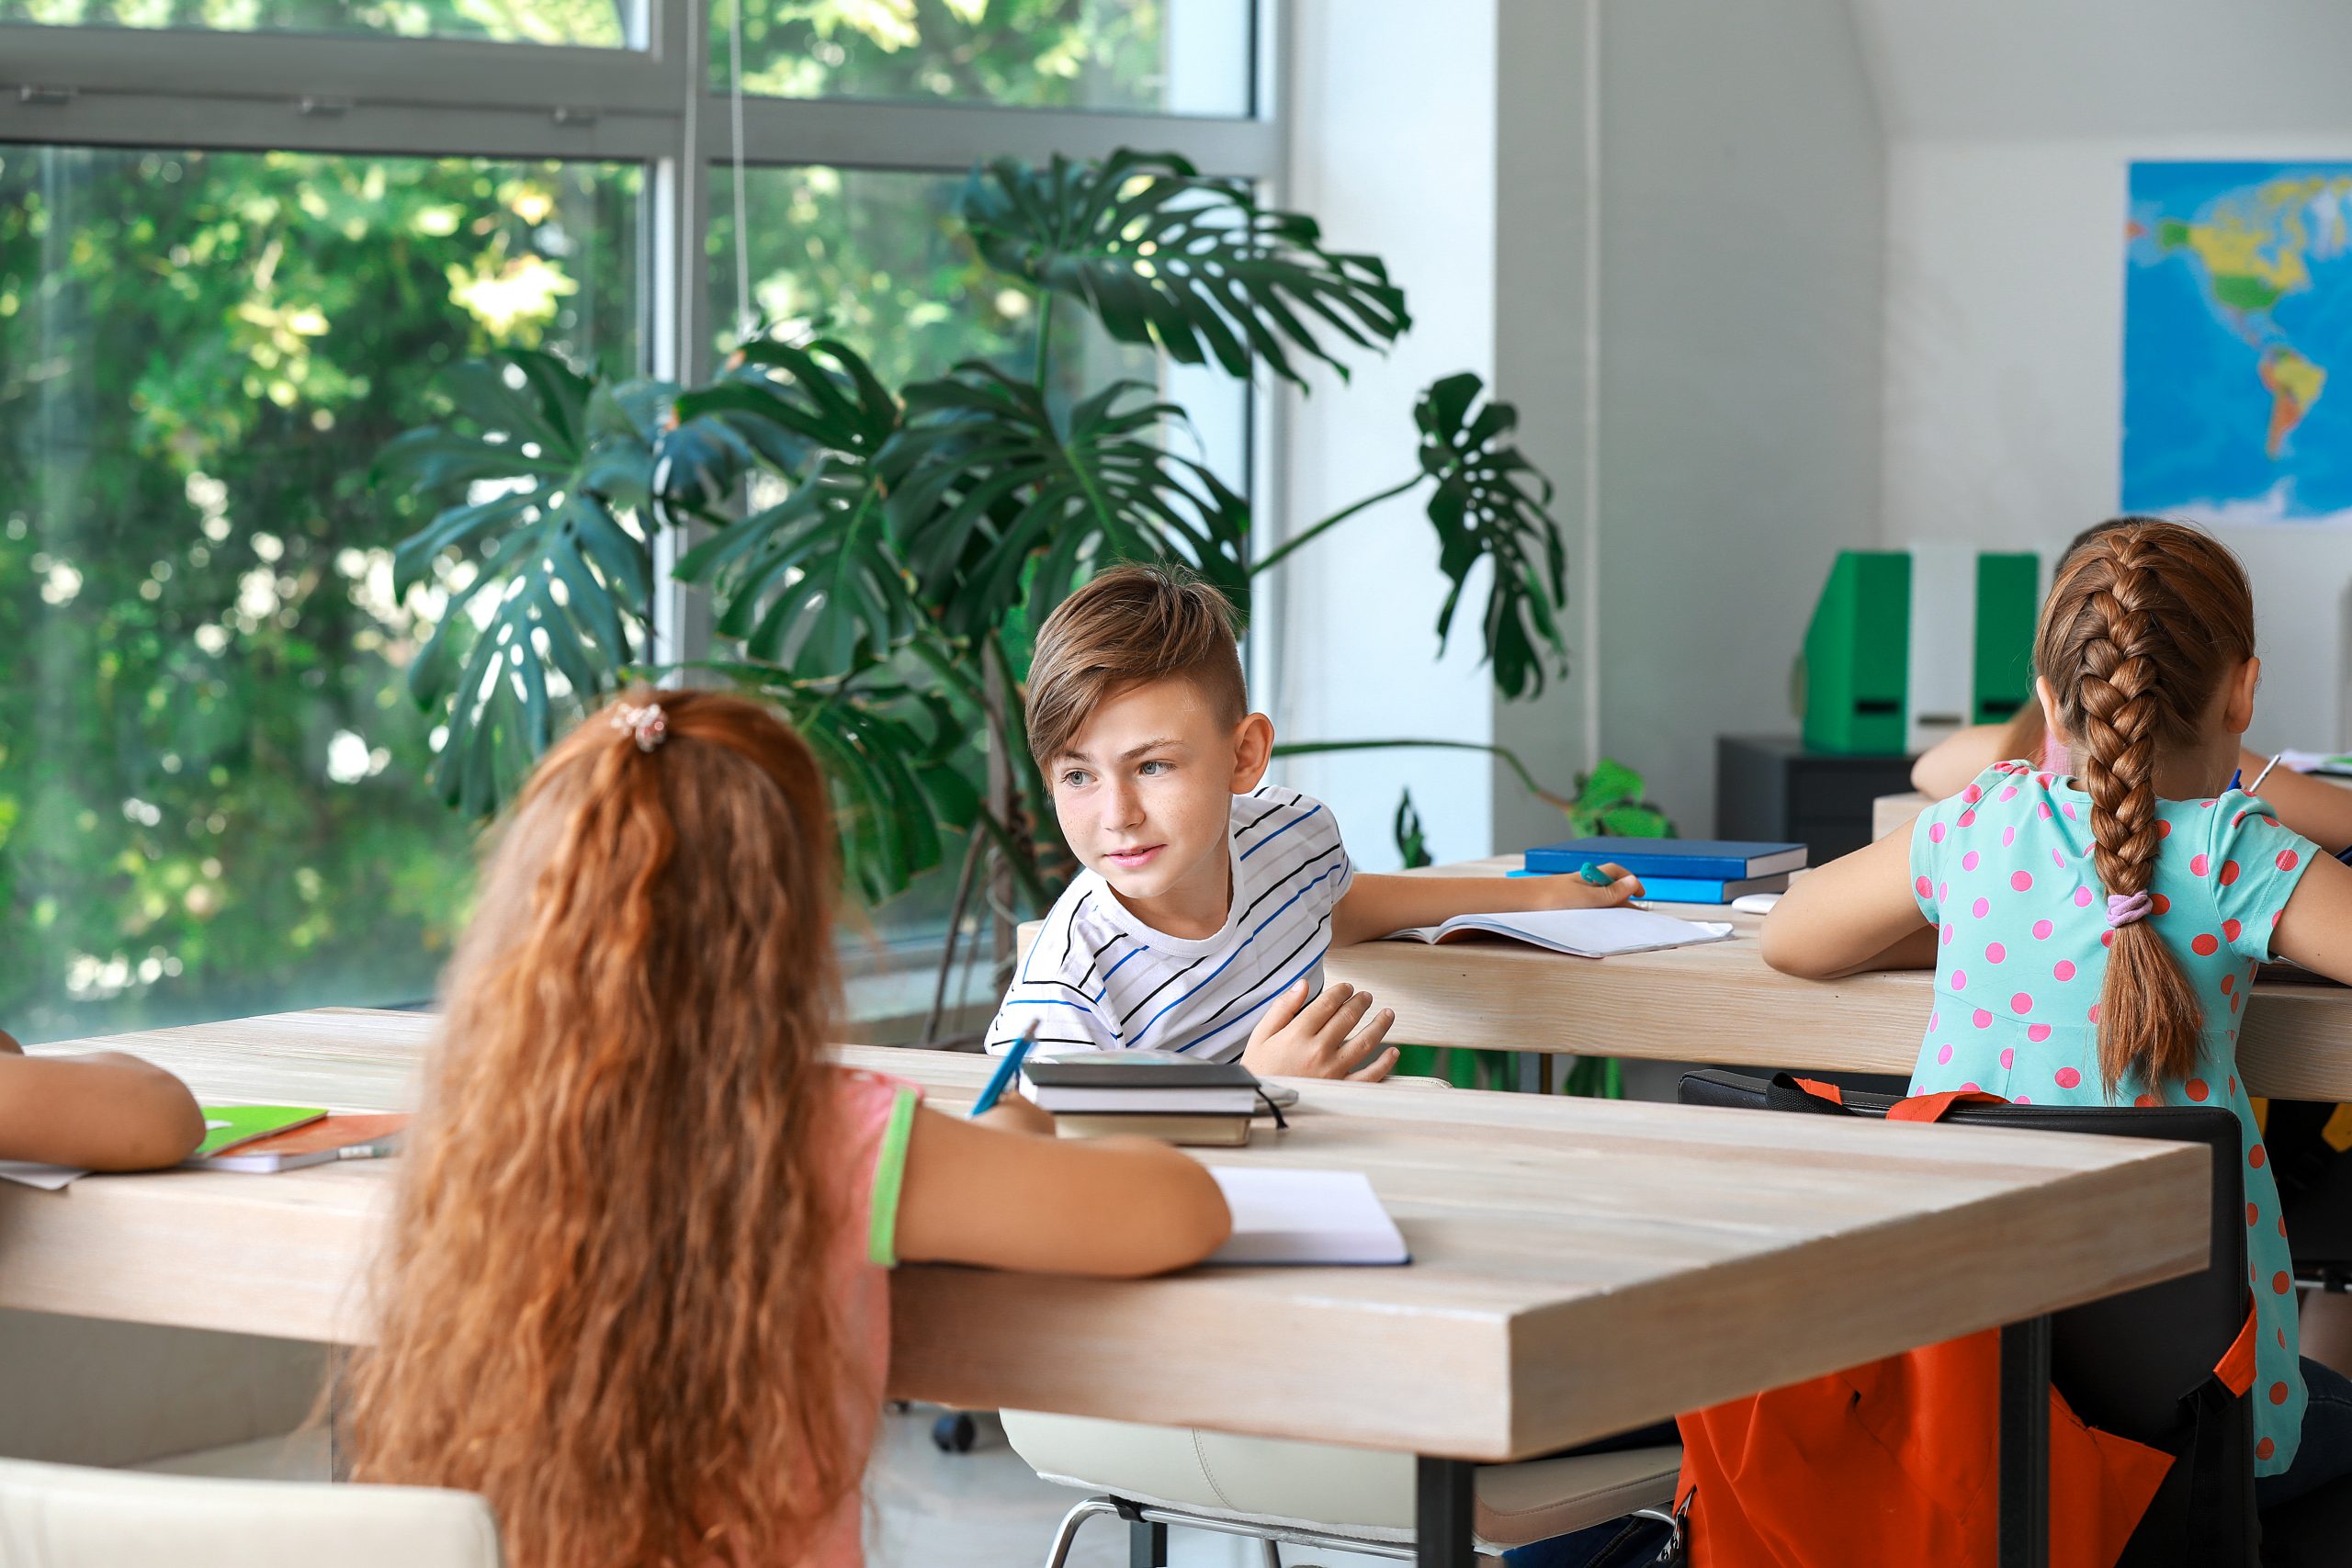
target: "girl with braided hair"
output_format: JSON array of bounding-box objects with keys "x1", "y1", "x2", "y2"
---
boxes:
[{"x1": 1764, "y1": 518, "x2": 2352, "y2": 1503}]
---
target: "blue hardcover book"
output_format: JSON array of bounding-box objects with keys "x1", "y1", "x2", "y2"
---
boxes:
[
  {"x1": 1521, "y1": 837, "x2": 1808, "y2": 881},
  {"x1": 1507, "y1": 869, "x2": 1792, "y2": 904}
]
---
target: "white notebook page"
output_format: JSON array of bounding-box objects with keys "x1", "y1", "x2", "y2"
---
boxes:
[{"x1": 1204, "y1": 1168, "x2": 1409, "y2": 1266}]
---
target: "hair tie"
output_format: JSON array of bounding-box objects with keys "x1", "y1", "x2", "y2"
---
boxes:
[
  {"x1": 2105, "y1": 889, "x2": 2153, "y2": 929},
  {"x1": 610, "y1": 702, "x2": 669, "y2": 753}
]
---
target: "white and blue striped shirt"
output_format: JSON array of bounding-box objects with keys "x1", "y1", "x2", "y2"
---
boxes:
[{"x1": 984, "y1": 788, "x2": 1355, "y2": 1063}]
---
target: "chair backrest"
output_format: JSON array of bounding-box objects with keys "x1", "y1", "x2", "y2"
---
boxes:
[
  {"x1": 1678, "y1": 1070, "x2": 2246, "y2": 1441},
  {"x1": 0, "y1": 1458, "x2": 503, "y2": 1568}
]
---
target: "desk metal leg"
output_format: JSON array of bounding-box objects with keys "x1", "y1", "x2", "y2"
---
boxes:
[
  {"x1": 1514, "y1": 1052, "x2": 1555, "y2": 1096},
  {"x1": 1998, "y1": 1315, "x2": 2051, "y2": 1568},
  {"x1": 1416, "y1": 1455, "x2": 1475, "y2": 1568}
]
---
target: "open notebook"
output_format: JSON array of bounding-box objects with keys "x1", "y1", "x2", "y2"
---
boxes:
[
  {"x1": 1204, "y1": 1168, "x2": 1409, "y2": 1266},
  {"x1": 1382, "y1": 906, "x2": 1734, "y2": 958}
]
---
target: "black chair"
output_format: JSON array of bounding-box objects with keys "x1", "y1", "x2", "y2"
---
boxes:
[{"x1": 1678, "y1": 1069, "x2": 2255, "y2": 1568}]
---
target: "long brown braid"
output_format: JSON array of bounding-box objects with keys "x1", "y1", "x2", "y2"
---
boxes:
[{"x1": 2033, "y1": 519, "x2": 2254, "y2": 1094}]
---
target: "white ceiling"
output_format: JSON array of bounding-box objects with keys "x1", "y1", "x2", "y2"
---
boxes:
[{"x1": 1847, "y1": 0, "x2": 2352, "y2": 141}]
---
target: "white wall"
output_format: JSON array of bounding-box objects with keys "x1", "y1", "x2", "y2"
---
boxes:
[
  {"x1": 1879, "y1": 139, "x2": 2352, "y2": 750},
  {"x1": 1271, "y1": 0, "x2": 1501, "y2": 870},
  {"x1": 1591, "y1": 0, "x2": 1886, "y2": 835}
]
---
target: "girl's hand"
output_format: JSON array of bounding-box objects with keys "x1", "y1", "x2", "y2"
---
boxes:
[
  {"x1": 971, "y1": 1089, "x2": 1057, "y2": 1138},
  {"x1": 1540, "y1": 863, "x2": 1645, "y2": 908}
]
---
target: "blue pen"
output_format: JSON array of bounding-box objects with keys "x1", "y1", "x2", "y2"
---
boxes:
[
  {"x1": 969, "y1": 1024, "x2": 1038, "y2": 1118},
  {"x1": 1577, "y1": 862, "x2": 1614, "y2": 886}
]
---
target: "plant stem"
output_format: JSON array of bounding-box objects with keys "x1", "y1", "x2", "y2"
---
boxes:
[
  {"x1": 1034, "y1": 289, "x2": 1056, "y2": 395},
  {"x1": 1249, "y1": 473, "x2": 1422, "y2": 577},
  {"x1": 1269, "y1": 737, "x2": 1577, "y2": 812}
]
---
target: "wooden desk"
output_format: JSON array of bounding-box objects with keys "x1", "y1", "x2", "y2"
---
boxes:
[
  {"x1": 6, "y1": 1010, "x2": 2206, "y2": 1568},
  {"x1": 1321, "y1": 858, "x2": 2352, "y2": 1100}
]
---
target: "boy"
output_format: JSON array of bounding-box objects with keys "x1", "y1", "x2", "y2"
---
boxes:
[{"x1": 984, "y1": 565, "x2": 1642, "y2": 1080}]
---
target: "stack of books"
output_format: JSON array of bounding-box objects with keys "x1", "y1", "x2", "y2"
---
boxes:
[
  {"x1": 1022, "y1": 1055, "x2": 1262, "y2": 1147},
  {"x1": 1520, "y1": 836, "x2": 1808, "y2": 904}
]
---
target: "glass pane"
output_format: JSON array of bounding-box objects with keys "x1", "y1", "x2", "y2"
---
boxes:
[
  {"x1": 706, "y1": 164, "x2": 1250, "y2": 976},
  {"x1": 0, "y1": 0, "x2": 630, "y2": 46},
  {"x1": 724, "y1": 0, "x2": 1254, "y2": 117},
  {"x1": 0, "y1": 148, "x2": 641, "y2": 1043}
]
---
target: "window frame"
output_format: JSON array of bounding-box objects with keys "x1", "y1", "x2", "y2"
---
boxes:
[{"x1": 0, "y1": 0, "x2": 1283, "y2": 1029}]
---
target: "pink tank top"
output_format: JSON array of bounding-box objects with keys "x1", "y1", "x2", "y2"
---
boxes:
[{"x1": 806, "y1": 1067, "x2": 920, "y2": 1568}]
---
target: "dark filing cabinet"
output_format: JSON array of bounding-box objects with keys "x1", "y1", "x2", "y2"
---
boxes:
[{"x1": 1716, "y1": 735, "x2": 1917, "y2": 863}]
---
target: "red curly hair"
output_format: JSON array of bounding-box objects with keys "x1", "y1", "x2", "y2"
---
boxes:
[{"x1": 344, "y1": 689, "x2": 856, "y2": 1568}]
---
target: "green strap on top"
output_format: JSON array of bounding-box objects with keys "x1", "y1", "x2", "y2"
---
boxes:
[{"x1": 866, "y1": 1087, "x2": 920, "y2": 1268}]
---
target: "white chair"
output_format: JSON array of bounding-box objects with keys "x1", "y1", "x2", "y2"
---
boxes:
[
  {"x1": 0, "y1": 1456, "x2": 503, "y2": 1568},
  {"x1": 1003, "y1": 1411, "x2": 1680, "y2": 1566}
]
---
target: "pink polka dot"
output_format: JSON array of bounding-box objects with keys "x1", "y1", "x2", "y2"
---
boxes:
[
  {"x1": 2054, "y1": 960, "x2": 2075, "y2": 981},
  {"x1": 1938, "y1": 1043, "x2": 1953, "y2": 1064},
  {"x1": 1986, "y1": 942, "x2": 2007, "y2": 964},
  {"x1": 2074, "y1": 886, "x2": 2094, "y2": 908},
  {"x1": 1941, "y1": 923, "x2": 1955, "y2": 946},
  {"x1": 1962, "y1": 1082, "x2": 1981, "y2": 1093},
  {"x1": 2002, "y1": 826, "x2": 2018, "y2": 846},
  {"x1": 2064, "y1": 803, "x2": 2079, "y2": 819},
  {"x1": 2156, "y1": 819, "x2": 2172, "y2": 839},
  {"x1": 1973, "y1": 1009, "x2": 1992, "y2": 1028},
  {"x1": 2013, "y1": 1094, "x2": 2031, "y2": 1104},
  {"x1": 2012, "y1": 992, "x2": 2034, "y2": 1015},
  {"x1": 2055, "y1": 1066, "x2": 2082, "y2": 1089},
  {"x1": 1958, "y1": 809, "x2": 1977, "y2": 828},
  {"x1": 2135, "y1": 1094, "x2": 2159, "y2": 1108},
  {"x1": 2011, "y1": 870, "x2": 2034, "y2": 892},
  {"x1": 1939, "y1": 882, "x2": 1949, "y2": 902},
  {"x1": 2252, "y1": 1145, "x2": 2267, "y2": 1168},
  {"x1": 2192, "y1": 933, "x2": 2220, "y2": 956},
  {"x1": 2027, "y1": 1025, "x2": 2052, "y2": 1043},
  {"x1": 2280, "y1": 850, "x2": 2302, "y2": 872},
  {"x1": 2191, "y1": 853, "x2": 2210, "y2": 876},
  {"x1": 2033, "y1": 919, "x2": 2054, "y2": 940},
  {"x1": 2088, "y1": 1003, "x2": 2102, "y2": 1023},
  {"x1": 2000, "y1": 785, "x2": 2019, "y2": 801},
  {"x1": 2221, "y1": 975, "x2": 2235, "y2": 995},
  {"x1": 1999, "y1": 1048, "x2": 2016, "y2": 1068},
  {"x1": 1951, "y1": 969, "x2": 1968, "y2": 989},
  {"x1": 1962, "y1": 850, "x2": 1981, "y2": 871},
  {"x1": 2223, "y1": 919, "x2": 2243, "y2": 942},
  {"x1": 1962, "y1": 784, "x2": 1983, "y2": 804},
  {"x1": 1929, "y1": 1010, "x2": 1940, "y2": 1031},
  {"x1": 2221, "y1": 860, "x2": 2242, "y2": 886},
  {"x1": 2039, "y1": 802, "x2": 2054, "y2": 820},
  {"x1": 1929, "y1": 821, "x2": 1947, "y2": 843},
  {"x1": 1972, "y1": 897, "x2": 1991, "y2": 919},
  {"x1": 2051, "y1": 848, "x2": 2066, "y2": 869},
  {"x1": 2153, "y1": 894, "x2": 2171, "y2": 916},
  {"x1": 2187, "y1": 1078, "x2": 2210, "y2": 1101},
  {"x1": 2233, "y1": 810, "x2": 2250, "y2": 829}
]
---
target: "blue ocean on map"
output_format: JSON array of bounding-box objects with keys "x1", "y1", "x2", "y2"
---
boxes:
[{"x1": 2124, "y1": 161, "x2": 2352, "y2": 525}]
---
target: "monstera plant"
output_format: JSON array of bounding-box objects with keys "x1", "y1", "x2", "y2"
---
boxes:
[{"x1": 378, "y1": 148, "x2": 1660, "y2": 1032}]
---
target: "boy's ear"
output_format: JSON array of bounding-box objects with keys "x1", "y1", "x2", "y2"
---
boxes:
[{"x1": 1229, "y1": 712, "x2": 1274, "y2": 793}]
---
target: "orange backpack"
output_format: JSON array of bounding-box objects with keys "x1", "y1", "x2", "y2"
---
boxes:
[{"x1": 1666, "y1": 1083, "x2": 2256, "y2": 1568}]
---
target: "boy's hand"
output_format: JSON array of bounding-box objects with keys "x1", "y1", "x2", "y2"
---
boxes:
[
  {"x1": 1241, "y1": 981, "x2": 1397, "y2": 1082},
  {"x1": 972, "y1": 1089, "x2": 1057, "y2": 1138},
  {"x1": 1535, "y1": 863, "x2": 1644, "y2": 908}
]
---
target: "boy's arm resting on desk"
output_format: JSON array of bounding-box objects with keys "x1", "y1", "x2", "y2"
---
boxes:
[
  {"x1": 1760, "y1": 828, "x2": 1936, "y2": 980},
  {"x1": 0, "y1": 1051, "x2": 207, "y2": 1170},
  {"x1": 893, "y1": 1106, "x2": 1232, "y2": 1278},
  {"x1": 1329, "y1": 866, "x2": 1643, "y2": 948}
]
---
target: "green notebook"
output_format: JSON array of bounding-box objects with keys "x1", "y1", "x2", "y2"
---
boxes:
[{"x1": 193, "y1": 1104, "x2": 328, "y2": 1159}]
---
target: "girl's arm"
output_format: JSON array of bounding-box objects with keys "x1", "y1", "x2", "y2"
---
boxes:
[
  {"x1": 1912, "y1": 723, "x2": 2014, "y2": 798},
  {"x1": 2251, "y1": 759, "x2": 2352, "y2": 856},
  {"x1": 0, "y1": 1051, "x2": 207, "y2": 1169},
  {"x1": 1759, "y1": 825, "x2": 1937, "y2": 981},
  {"x1": 894, "y1": 1103, "x2": 1232, "y2": 1277},
  {"x1": 2270, "y1": 854, "x2": 2352, "y2": 984}
]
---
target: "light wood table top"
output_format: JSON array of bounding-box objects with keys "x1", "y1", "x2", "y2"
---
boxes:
[
  {"x1": 6, "y1": 1010, "x2": 2209, "y2": 1464},
  {"x1": 1320, "y1": 857, "x2": 2352, "y2": 1100}
]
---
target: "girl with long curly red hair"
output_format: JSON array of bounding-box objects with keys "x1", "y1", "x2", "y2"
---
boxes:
[{"x1": 343, "y1": 689, "x2": 1229, "y2": 1568}]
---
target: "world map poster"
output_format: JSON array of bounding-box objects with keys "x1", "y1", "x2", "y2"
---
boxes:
[{"x1": 2124, "y1": 162, "x2": 2352, "y2": 526}]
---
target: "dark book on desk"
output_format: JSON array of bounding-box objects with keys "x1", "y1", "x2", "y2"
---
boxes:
[
  {"x1": 1023, "y1": 1055, "x2": 1262, "y2": 1117},
  {"x1": 1522, "y1": 836, "x2": 1808, "y2": 881}
]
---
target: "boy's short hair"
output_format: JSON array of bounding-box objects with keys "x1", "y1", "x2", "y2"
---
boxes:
[{"x1": 1025, "y1": 564, "x2": 1248, "y2": 763}]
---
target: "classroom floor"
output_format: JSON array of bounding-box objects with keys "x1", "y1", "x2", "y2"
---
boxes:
[{"x1": 130, "y1": 1408, "x2": 1244, "y2": 1568}]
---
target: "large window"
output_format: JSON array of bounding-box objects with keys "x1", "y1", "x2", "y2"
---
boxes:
[{"x1": 0, "y1": 0, "x2": 1274, "y2": 1043}]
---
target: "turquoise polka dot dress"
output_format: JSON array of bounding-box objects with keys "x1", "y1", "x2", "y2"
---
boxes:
[{"x1": 1908, "y1": 761, "x2": 2320, "y2": 1474}]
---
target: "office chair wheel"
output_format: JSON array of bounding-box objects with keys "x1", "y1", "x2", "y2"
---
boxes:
[{"x1": 932, "y1": 1411, "x2": 978, "y2": 1453}]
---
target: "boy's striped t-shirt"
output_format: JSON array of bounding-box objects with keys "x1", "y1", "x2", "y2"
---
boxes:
[{"x1": 984, "y1": 788, "x2": 1354, "y2": 1063}]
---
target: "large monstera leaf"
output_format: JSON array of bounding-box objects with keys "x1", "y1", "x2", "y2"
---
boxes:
[
  {"x1": 1417, "y1": 372, "x2": 1569, "y2": 701},
  {"x1": 660, "y1": 338, "x2": 918, "y2": 680},
  {"x1": 882, "y1": 363, "x2": 1250, "y2": 638},
  {"x1": 379, "y1": 350, "x2": 663, "y2": 815},
  {"x1": 958, "y1": 150, "x2": 1410, "y2": 387}
]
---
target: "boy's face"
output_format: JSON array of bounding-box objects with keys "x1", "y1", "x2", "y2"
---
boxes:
[{"x1": 1048, "y1": 676, "x2": 1273, "y2": 932}]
